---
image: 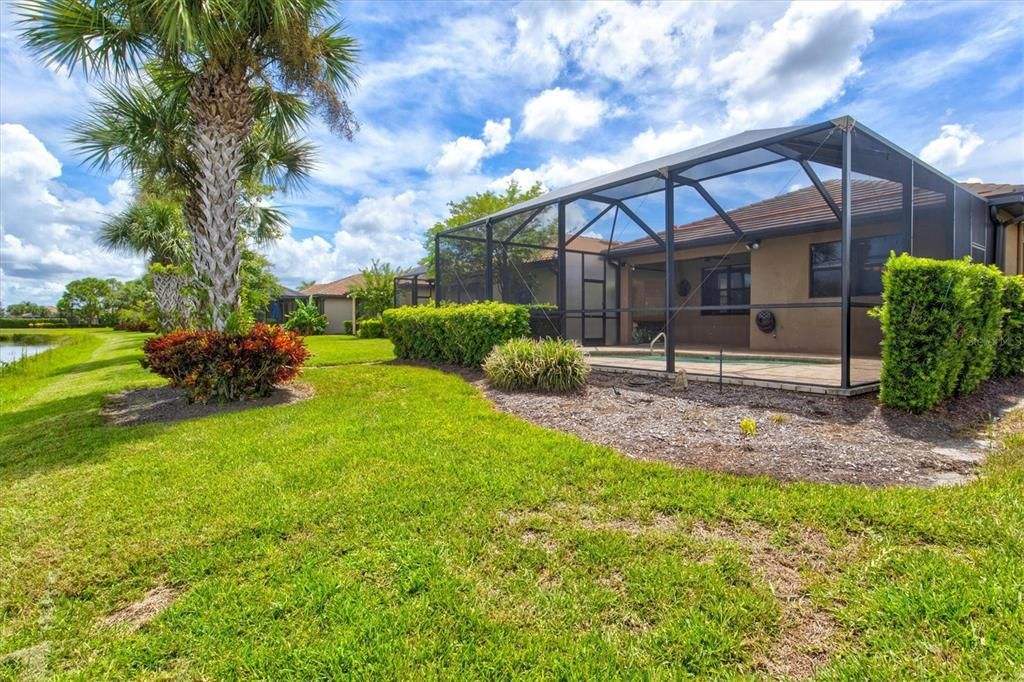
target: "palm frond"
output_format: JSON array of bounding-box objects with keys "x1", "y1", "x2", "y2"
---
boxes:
[{"x1": 16, "y1": 0, "x2": 152, "y2": 78}]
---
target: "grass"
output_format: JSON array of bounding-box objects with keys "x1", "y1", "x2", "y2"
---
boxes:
[{"x1": 1, "y1": 329, "x2": 1022, "y2": 679}]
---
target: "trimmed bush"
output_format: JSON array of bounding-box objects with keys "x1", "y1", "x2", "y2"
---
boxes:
[
  {"x1": 383, "y1": 302, "x2": 531, "y2": 367},
  {"x1": 357, "y1": 317, "x2": 385, "y2": 338},
  {"x1": 994, "y1": 275, "x2": 1024, "y2": 378},
  {"x1": 877, "y1": 254, "x2": 1012, "y2": 411},
  {"x1": 483, "y1": 337, "x2": 589, "y2": 392},
  {"x1": 0, "y1": 317, "x2": 69, "y2": 328},
  {"x1": 344, "y1": 320, "x2": 353, "y2": 334},
  {"x1": 956, "y1": 263, "x2": 1005, "y2": 395},
  {"x1": 142, "y1": 323, "x2": 309, "y2": 403}
]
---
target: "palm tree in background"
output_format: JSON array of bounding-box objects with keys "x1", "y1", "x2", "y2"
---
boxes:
[
  {"x1": 99, "y1": 191, "x2": 195, "y2": 331},
  {"x1": 19, "y1": 0, "x2": 359, "y2": 330}
]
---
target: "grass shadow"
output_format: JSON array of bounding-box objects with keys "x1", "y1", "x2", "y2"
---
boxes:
[{"x1": 0, "y1": 388, "x2": 172, "y2": 483}]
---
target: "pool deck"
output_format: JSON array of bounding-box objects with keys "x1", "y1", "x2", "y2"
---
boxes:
[{"x1": 584, "y1": 346, "x2": 880, "y2": 395}]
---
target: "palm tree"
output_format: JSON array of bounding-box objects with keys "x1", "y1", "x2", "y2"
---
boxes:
[
  {"x1": 18, "y1": 0, "x2": 359, "y2": 330},
  {"x1": 99, "y1": 192, "x2": 195, "y2": 331},
  {"x1": 71, "y1": 64, "x2": 318, "y2": 327}
]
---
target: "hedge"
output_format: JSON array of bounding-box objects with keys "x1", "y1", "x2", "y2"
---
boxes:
[
  {"x1": 383, "y1": 302, "x2": 530, "y2": 367},
  {"x1": 357, "y1": 317, "x2": 385, "y2": 339},
  {"x1": 994, "y1": 275, "x2": 1024, "y2": 378},
  {"x1": 0, "y1": 318, "x2": 68, "y2": 328},
  {"x1": 878, "y1": 254, "x2": 1019, "y2": 411}
]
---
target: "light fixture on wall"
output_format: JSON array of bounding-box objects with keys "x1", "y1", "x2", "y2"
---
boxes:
[{"x1": 745, "y1": 239, "x2": 761, "y2": 252}]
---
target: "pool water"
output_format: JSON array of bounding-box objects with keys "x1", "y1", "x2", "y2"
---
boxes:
[{"x1": 593, "y1": 352, "x2": 828, "y2": 366}]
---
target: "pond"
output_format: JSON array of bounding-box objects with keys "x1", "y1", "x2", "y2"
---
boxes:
[{"x1": 0, "y1": 334, "x2": 55, "y2": 365}]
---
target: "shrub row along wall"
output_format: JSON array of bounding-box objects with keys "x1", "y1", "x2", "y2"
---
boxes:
[
  {"x1": 0, "y1": 318, "x2": 69, "y2": 328},
  {"x1": 383, "y1": 302, "x2": 530, "y2": 367},
  {"x1": 878, "y1": 254, "x2": 1024, "y2": 411}
]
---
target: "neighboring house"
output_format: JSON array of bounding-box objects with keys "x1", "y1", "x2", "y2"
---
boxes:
[
  {"x1": 301, "y1": 274, "x2": 364, "y2": 334},
  {"x1": 961, "y1": 183, "x2": 1024, "y2": 276},
  {"x1": 432, "y1": 116, "x2": 1023, "y2": 391},
  {"x1": 262, "y1": 286, "x2": 308, "y2": 325}
]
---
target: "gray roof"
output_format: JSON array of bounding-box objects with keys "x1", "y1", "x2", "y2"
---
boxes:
[{"x1": 447, "y1": 120, "x2": 832, "y2": 232}]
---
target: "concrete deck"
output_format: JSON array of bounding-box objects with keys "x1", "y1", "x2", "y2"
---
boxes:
[{"x1": 585, "y1": 346, "x2": 880, "y2": 394}]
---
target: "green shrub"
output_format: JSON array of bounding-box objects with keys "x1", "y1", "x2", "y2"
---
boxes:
[
  {"x1": 739, "y1": 417, "x2": 757, "y2": 437},
  {"x1": 357, "y1": 317, "x2": 385, "y2": 339},
  {"x1": 383, "y1": 302, "x2": 531, "y2": 367},
  {"x1": 956, "y1": 263, "x2": 1005, "y2": 394},
  {"x1": 483, "y1": 337, "x2": 589, "y2": 392},
  {"x1": 994, "y1": 275, "x2": 1024, "y2": 378},
  {"x1": 878, "y1": 254, "x2": 1008, "y2": 412},
  {"x1": 0, "y1": 317, "x2": 69, "y2": 328},
  {"x1": 344, "y1": 320, "x2": 353, "y2": 335},
  {"x1": 284, "y1": 297, "x2": 328, "y2": 335}
]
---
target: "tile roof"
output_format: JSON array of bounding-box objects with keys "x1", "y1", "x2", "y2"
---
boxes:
[
  {"x1": 609, "y1": 178, "x2": 947, "y2": 255},
  {"x1": 301, "y1": 273, "x2": 364, "y2": 297},
  {"x1": 959, "y1": 182, "x2": 1024, "y2": 199}
]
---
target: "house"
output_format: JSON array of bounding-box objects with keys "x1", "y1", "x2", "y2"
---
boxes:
[
  {"x1": 262, "y1": 285, "x2": 308, "y2": 325},
  {"x1": 432, "y1": 116, "x2": 1023, "y2": 393},
  {"x1": 300, "y1": 274, "x2": 364, "y2": 334}
]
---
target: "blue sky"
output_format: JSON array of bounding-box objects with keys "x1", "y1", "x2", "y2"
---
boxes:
[{"x1": 1, "y1": 0, "x2": 1022, "y2": 304}]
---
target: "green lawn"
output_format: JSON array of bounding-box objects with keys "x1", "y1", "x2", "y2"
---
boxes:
[{"x1": 1, "y1": 330, "x2": 1022, "y2": 679}]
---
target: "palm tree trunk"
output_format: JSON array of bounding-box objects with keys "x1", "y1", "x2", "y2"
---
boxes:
[
  {"x1": 152, "y1": 267, "x2": 194, "y2": 332},
  {"x1": 188, "y1": 60, "x2": 254, "y2": 332}
]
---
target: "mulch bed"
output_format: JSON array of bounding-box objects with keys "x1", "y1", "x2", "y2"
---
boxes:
[
  {"x1": 478, "y1": 370, "x2": 1024, "y2": 488},
  {"x1": 102, "y1": 383, "x2": 313, "y2": 426}
]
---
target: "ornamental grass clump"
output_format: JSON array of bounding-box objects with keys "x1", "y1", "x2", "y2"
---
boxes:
[
  {"x1": 142, "y1": 323, "x2": 309, "y2": 403},
  {"x1": 483, "y1": 338, "x2": 589, "y2": 392}
]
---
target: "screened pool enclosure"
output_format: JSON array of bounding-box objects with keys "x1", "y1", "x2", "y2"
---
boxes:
[{"x1": 430, "y1": 117, "x2": 994, "y2": 392}]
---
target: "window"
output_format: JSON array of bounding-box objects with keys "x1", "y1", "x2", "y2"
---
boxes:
[
  {"x1": 810, "y1": 241, "x2": 842, "y2": 298},
  {"x1": 810, "y1": 235, "x2": 902, "y2": 298},
  {"x1": 701, "y1": 264, "x2": 750, "y2": 314}
]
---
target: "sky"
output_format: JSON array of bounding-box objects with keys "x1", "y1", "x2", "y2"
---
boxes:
[{"x1": 1, "y1": 0, "x2": 1022, "y2": 305}]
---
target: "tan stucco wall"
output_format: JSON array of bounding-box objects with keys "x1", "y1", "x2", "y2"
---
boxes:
[
  {"x1": 1003, "y1": 222, "x2": 1023, "y2": 276},
  {"x1": 322, "y1": 297, "x2": 355, "y2": 334},
  {"x1": 619, "y1": 230, "x2": 884, "y2": 356}
]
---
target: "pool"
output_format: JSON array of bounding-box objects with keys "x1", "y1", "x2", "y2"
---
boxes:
[{"x1": 591, "y1": 352, "x2": 832, "y2": 366}]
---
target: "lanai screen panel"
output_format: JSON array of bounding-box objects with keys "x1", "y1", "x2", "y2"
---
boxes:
[{"x1": 437, "y1": 223, "x2": 488, "y2": 303}]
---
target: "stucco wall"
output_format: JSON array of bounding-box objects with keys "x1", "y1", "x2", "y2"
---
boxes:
[
  {"x1": 322, "y1": 297, "x2": 355, "y2": 335},
  {"x1": 619, "y1": 231, "x2": 883, "y2": 356},
  {"x1": 1003, "y1": 222, "x2": 1022, "y2": 276}
]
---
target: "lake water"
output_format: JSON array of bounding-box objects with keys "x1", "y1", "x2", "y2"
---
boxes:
[{"x1": 0, "y1": 341, "x2": 55, "y2": 365}]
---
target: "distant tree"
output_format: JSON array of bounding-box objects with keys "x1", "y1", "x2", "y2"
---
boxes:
[
  {"x1": 58, "y1": 278, "x2": 117, "y2": 326},
  {"x1": 349, "y1": 259, "x2": 402, "y2": 318},
  {"x1": 298, "y1": 279, "x2": 318, "y2": 290},
  {"x1": 421, "y1": 180, "x2": 546, "y2": 277},
  {"x1": 5, "y1": 301, "x2": 49, "y2": 317}
]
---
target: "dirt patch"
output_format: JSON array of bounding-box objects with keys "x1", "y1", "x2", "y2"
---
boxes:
[
  {"x1": 481, "y1": 371, "x2": 1024, "y2": 488},
  {"x1": 690, "y1": 521, "x2": 850, "y2": 679},
  {"x1": 102, "y1": 383, "x2": 313, "y2": 426},
  {"x1": 100, "y1": 583, "x2": 180, "y2": 632}
]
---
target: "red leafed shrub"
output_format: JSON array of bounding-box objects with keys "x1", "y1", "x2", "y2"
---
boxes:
[{"x1": 142, "y1": 323, "x2": 310, "y2": 403}]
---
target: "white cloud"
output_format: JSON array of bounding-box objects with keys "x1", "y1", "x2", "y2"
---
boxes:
[
  {"x1": 521, "y1": 88, "x2": 607, "y2": 142},
  {"x1": 429, "y1": 118, "x2": 512, "y2": 176},
  {"x1": 261, "y1": 191, "x2": 435, "y2": 284},
  {"x1": 0, "y1": 124, "x2": 141, "y2": 304},
  {"x1": 711, "y1": 1, "x2": 898, "y2": 130},
  {"x1": 919, "y1": 124, "x2": 984, "y2": 169}
]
